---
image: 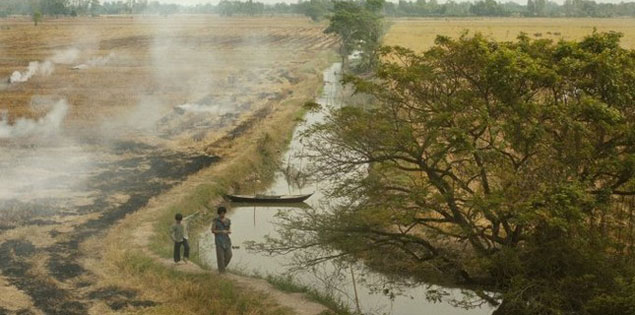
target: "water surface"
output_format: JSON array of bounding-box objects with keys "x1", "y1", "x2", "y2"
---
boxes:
[{"x1": 200, "y1": 63, "x2": 495, "y2": 315}]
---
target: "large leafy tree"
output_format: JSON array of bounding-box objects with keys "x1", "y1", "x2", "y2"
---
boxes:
[
  {"x1": 325, "y1": 0, "x2": 384, "y2": 71},
  {"x1": 267, "y1": 32, "x2": 635, "y2": 313}
]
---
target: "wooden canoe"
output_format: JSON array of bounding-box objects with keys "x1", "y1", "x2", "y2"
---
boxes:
[
  {"x1": 225, "y1": 193, "x2": 313, "y2": 203},
  {"x1": 230, "y1": 202, "x2": 311, "y2": 209}
]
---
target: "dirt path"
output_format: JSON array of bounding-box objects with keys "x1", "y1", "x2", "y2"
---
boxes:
[
  {"x1": 129, "y1": 195, "x2": 328, "y2": 315},
  {"x1": 160, "y1": 258, "x2": 327, "y2": 315}
]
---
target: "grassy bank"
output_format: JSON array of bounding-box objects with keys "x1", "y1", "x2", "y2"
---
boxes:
[
  {"x1": 264, "y1": 275, "x2": 352, "y2": 315},
  {"x1": 95, "y1": 51, "x2": 338, "y2": 314},
  {"x1": 226, "y1": 268, "x2": 353, "y2": 315},
  {"x1": 104, "y1": 250, "x2": 291, "y2": 314}
]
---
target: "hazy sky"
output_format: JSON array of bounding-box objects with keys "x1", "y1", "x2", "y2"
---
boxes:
[{"x1": 155, "y1": 0, "x2": 629, "y2": 5}]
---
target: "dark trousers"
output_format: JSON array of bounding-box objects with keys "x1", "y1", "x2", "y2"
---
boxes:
[
  {"x1": 173, "y1": 239, "x2": 190, "y2": 262},
  {"x1": 216, "y1": 245, "x2": 232, "y2": 272}
]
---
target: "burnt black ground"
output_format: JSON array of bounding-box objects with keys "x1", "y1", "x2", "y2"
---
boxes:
[{"x1": 0, "y1": 140, "x2": 219, "y2": 314}]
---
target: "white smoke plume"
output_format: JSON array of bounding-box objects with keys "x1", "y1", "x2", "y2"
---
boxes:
[
  {"x1": 0, "y1": 100, "x2": 69, "y2": 138},
  {"x1": 176, "y1": 103, "x2": 236, "y2": 115},
  {"x1": 50, "y1": 48, "x2": 80, "y2": 64},
  {"x1": 0, "y1": 142, "x2": 93, "y2": 200},
  {"x1": 99, "y1": 95, "x2": 171, "y2": 137},
  {"x1": 8, "y1": 48, "x2": 80, "y2": 84},
  {"x1": 9, "y1": 61, "x2": 54, "y2": 83},
  {"x1": 73, "y1": 53, "x2": 115, "y2": 70},
  {"x1": 0, "y1": 98, "x2": 92, "y2": 201},
  {"x1": 87, "y1": 52, "x2": 114, "y2": 66}
]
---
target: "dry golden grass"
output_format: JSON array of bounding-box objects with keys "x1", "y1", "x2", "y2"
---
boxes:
[
  {"x1": 0, "y1": 276, "x2": 35, "y2": 313},
  {"x1": 384, "y1": 17, "x2": 635, "y2": 51},
  {"x1": 0, "y1": 15, "x2": 336, "y2": 125},
  {"x1": 94, "y1": 239, "x2": 293, "y2": 315}
]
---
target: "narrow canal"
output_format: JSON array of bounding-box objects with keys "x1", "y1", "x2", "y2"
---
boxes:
[{"x1": 200, "y1": 63, "x2": 495, "y2": 315}]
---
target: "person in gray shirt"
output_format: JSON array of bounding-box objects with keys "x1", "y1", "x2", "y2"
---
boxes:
[
  {"x1": 170, "y1": 213, "x2": 189, "y2": 263},
  {"x1": 211, "y1": 206, "x2": 232, "y2": 273}
]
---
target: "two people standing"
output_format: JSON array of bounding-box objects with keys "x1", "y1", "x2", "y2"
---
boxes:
[{"x1": 170, "y1": 206, "x2": 233, "y2": 273}]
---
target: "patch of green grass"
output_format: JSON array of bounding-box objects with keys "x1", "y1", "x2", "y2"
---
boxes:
[
  {"x1": 229, "y1": 268, "x2": 350, "y2": 314},
  {"x1": 263, "y1": 274, "x2": 353, "y2": 315},
  {"x1": 265, "y1": 274, "x2": 307, "y2": 293}
]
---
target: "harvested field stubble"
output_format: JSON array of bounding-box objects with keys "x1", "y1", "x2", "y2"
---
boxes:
[
  {"x1": 384, "y1": 17, "x2": 635, "y2": 51},
  {"x1": 0, "y1": 15, "x2": 336, "y2": 313}
]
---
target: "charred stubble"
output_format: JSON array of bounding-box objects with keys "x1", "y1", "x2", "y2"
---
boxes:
[{"x1": 0, "y1": 140, "x2": 218, "y2": 313}]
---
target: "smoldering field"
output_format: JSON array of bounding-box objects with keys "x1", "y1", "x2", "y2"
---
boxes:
[{"x1": 0, "y1": 16, "x2": 335, "y2": 314}]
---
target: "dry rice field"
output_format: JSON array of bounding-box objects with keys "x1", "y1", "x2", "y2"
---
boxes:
[
  {"x1": 0, "y1": 15, "x2": 335, "y2": 314},
  {"x1": 384, "y1": 17, "x2": 635, "y2": 51}
]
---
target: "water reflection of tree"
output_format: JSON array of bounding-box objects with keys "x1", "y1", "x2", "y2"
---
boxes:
[
  {"x1": 246, "y1": 202, "x2": 489, "y2": 313},
  {"x1": 281, "y1": 155, "x2": 313, "y2": 192}
]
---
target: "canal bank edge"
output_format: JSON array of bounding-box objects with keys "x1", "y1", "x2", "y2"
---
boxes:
[{"x1": 88, "y1": 51, "x2": 339, "y2": 314}]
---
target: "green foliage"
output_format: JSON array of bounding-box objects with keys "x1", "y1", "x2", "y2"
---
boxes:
[
  {"x1": 297, "y1": 0, "x2": 331, "y2": 21},
  {"x1": 32, "y1": 11, "x2": 41, "y2": 25},
  {"x1": 325, "y1": 0, "x2": 384, "y2": 71},
  {"x1": 217, "y1": 0, "x2": 265, "y2": 16},
  {"x1": 382, "y1": 0, "x2": 635, "y2": 17},
  {"x1": 470, "y1": 0, "x2": 506, "y2": 16},
  {"x1": 45, "y1": 0, "x2": 70, "y2": 15},
  {"x1": 303, "y1": 101, "x2": 323, "y2": 112},
  {"x1": 586, "y1": 276, "x2": 635, "y2": 315},
  {"x1": 263, "y1": 274, "x2": 352, "y2": 314},
  {"x1": 90, "y1": 0, "x2": 101, "y2": 15},
  {"x1": 273, "y1": 32, "x2": 635, "y2": 313},
  {"x1": 526, "y1": 0, "x2": 546, "y2": 16}
]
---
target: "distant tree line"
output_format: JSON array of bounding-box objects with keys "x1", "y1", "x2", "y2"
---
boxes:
[
  {"x1": 0, "y1": 0, "x2": 179, "y2": 17},
  {"x1": 2, "y1": 0, "x2": 635, "y2": 19},
  {"x1": 384, "y1": 0, "x2": 635, "y2": 17}
]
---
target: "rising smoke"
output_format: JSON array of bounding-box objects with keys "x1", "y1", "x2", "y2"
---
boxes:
[
  {"x1": 9, "y1": 61, "x2": 54, "y2": 83},
  {"x1": 144, "y1": 18, "x2": 277, "y2": 125},
  {"x1": 2, "y1": 49, "x2": 87, "y2": 201},
  {"x1": 8, "y1": 48, "x2": 80, "y2": 84},
  {"x1": 1, "y1": 16, "x2": 278, "y2": 204},
  {"x1": 0, "y1": 100, "x2": 69, "y2": 139},
  {"x1": 175, "y1": 102, "x2": 236, "y2": 115},
  {"x1": 72, "y1": 52, "x2": 116, "y2": 70},
  {"x1": 0, "y1": 98, "x2": 95, "y2": 201},
  {"x1": 50, "y1": 48, "x2": 80, "y2": 64}
]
